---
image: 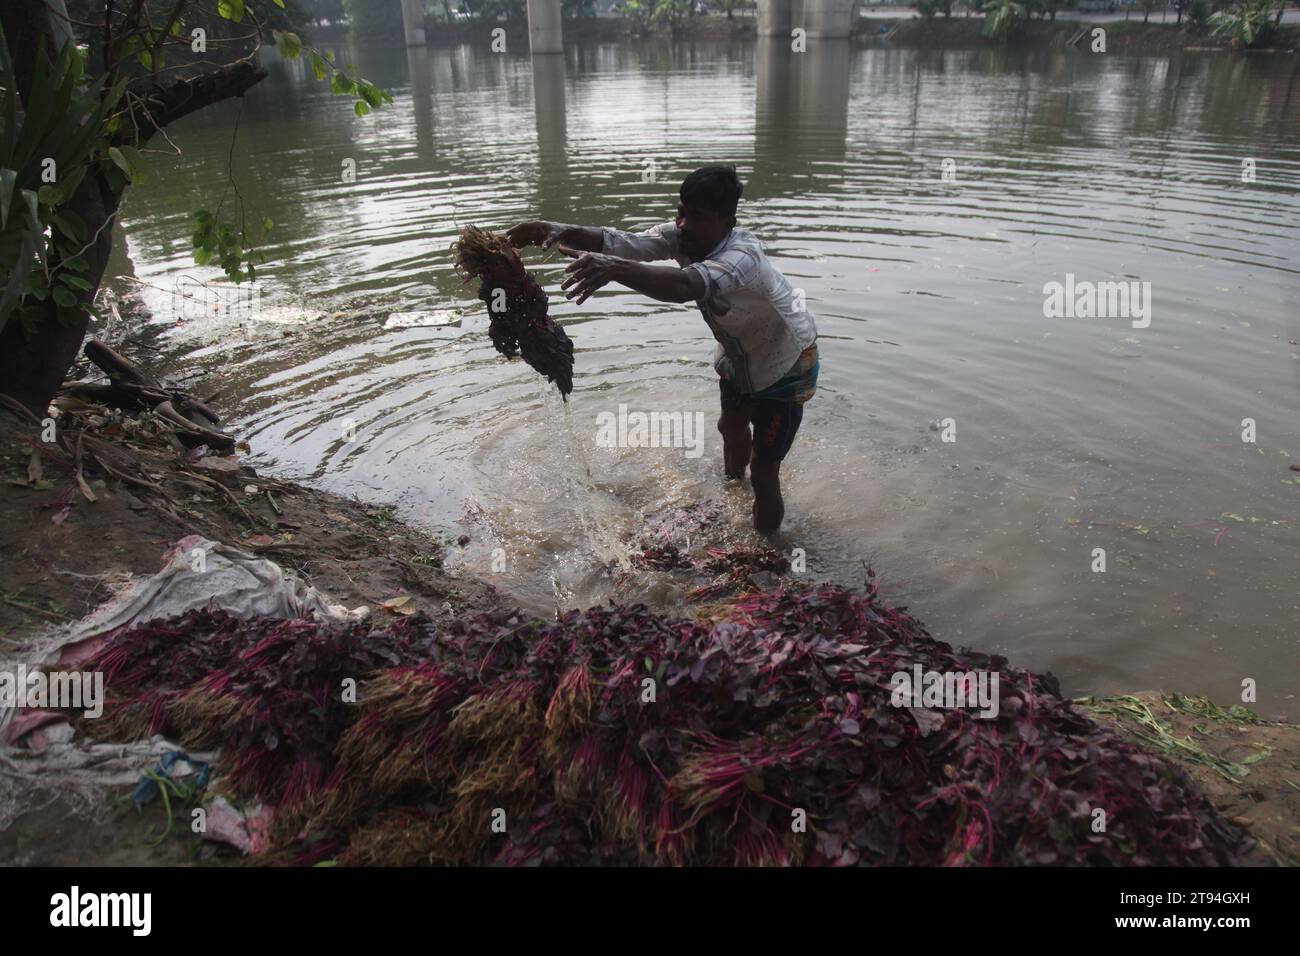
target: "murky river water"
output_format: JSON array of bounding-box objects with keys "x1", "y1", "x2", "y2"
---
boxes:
[{"x1": 107, "y1": 37, "x2": 1299, "y2": 713}]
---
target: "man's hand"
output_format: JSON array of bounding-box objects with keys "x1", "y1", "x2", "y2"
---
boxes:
[
  {"x1": 560, "y1": 245, "x2": 706, "y2": 306},
  {"x1": 560, "y1": 246, "x2": 625, "y2": 305},
  {"x1": 505, "y1": 220, "x2": 564, "y2": 250}
]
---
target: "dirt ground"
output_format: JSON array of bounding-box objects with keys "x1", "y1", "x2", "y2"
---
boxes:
[
  {"x1": 0, "y1": 793, "x2": 217, "y2": 867},
  {"x1": 1085, "y1": 692, "x2": 1300, "y2": 867},
  {"x1": 0, "y1": 413, "x2": 502, "y2": 645}
]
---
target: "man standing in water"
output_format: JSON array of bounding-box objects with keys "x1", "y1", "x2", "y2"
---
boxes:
[{"x1": 506, "y1": 166, "x2": 819, "y2": 534}]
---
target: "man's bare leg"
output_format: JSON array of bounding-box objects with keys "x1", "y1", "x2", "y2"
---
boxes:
[
  {"x1": 718, "y1": 407, "x2": 752, "y2": 480},
  {"x1": 750, "y1": 457, "x2": 784, "y2": 533}
]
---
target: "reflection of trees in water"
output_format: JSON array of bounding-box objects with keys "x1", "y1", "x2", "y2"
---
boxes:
[
  {"x1": 564, "y1": 37, "x2": 751, "y2": 77},
  {"x1": 1191, "y1": 54, "x2": 1300, "y2": 144},
  {"x1": 851, "y1": 46, "x2": 1299, "y2": 159}
]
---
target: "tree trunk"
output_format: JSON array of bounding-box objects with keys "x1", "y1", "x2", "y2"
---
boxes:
[
  {"x1": 0, "y1": 1, "x2": 266, "y2": 416},
  {"x1": 0, "y1": 175, "x2": 120, "y2": 416},
  {"x1": 0, "y1": 0, "x2": 106, "y2": 416}
]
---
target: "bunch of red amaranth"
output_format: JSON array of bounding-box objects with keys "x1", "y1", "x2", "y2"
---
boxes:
[{"x1": 453, "y1": 224, "x2": 574, "y2": 399}]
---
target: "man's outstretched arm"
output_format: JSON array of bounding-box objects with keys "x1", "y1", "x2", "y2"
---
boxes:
[
  {"x1": 560, "y1": 247, "x2": 705, "y2": 306},
  {"x1": 506, "y1": 221, "x2": 604, "y2": 252}
]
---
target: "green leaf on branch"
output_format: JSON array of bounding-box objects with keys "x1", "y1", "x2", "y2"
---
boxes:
[
  {"x1": 107, "y1": 145, "x2": 148, "y2": 184},
  {"x1": 37, "y1": 184, "x2": 63, "y2": 206},
  {"x1": 353, "y1": 100, "x2": 370, "y2": 117},
  {"x1": 331, "y1": 71, "x2": 354, "y2": 96},
  {"x1": 107, "y1": 146, "x2": 131, "y2": 178},
  {"x1": 275, "y1": 31, "x2": 302, "y2": 60},
  {"x1": 190, "y1": 209, "x2": 257, "y2": 283},
  {"x1": 357, "y1": 81, "x2": 388, "y2": 109},
  {"x1": 217, "y1": 0, "x2": 246, "y2": 23},
  {"x1": 310, "y1": 51, "x2": 329, "y2": 81},
  {"x1": 59, "y1": 163, "x2": 87, "y2": 200}
]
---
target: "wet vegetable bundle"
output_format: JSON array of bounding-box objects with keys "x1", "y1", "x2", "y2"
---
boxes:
[
  {"x1": 453, "y1": 225, "x2": 574, "y2": 399},
  {"x1": 82, "y1": 577, "x2": 1251, "y2": 866}
]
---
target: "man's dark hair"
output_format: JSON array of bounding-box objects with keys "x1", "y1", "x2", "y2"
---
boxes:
[{"x1": 680, "y1": 166, "x2": 743, "y2": 218}]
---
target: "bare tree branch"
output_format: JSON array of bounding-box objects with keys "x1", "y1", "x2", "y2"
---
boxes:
[{"x1": 117, "y1": 60, "x2": 268, "y2": 146}]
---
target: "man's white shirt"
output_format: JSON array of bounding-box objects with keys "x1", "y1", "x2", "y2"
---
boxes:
[{"x1": 601, "y1": 221, "x2": 817, "y2": 394}]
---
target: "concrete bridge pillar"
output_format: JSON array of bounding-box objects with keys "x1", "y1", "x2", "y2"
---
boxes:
[
  {"x1": 760, "y1": 0, "x2": 857, "y2": 39},
  {"x1": 400, "y1": 0, "x2": 426, "y2": 47},
  {"x1": 801, "y1": 0, "x2": 858, "y2": 38},
  {"x1": 527, "y1": 0, "x2": 564, "y2": 55},
  {"x1": 758, "y1": 0, "x2": 793, "y2": 37}
]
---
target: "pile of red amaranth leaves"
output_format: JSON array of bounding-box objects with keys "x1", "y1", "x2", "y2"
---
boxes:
[
  {"x1": 81, "y1": 574, "x2": 1250, "y2": 866},
  {"x1": 453, "y1": 224, "x2": 574, "y2": 398}
]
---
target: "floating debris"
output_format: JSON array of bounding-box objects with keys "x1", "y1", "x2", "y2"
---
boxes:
[{"x1": 383, "y1": 311, "x2": 461, "y2": 330}]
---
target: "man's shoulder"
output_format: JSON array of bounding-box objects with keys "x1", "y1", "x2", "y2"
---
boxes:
[{"x1": 715, "y1": 228, "x2": 768, "y2": 264}]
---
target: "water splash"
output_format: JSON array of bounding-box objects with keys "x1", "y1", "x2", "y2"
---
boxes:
[{"x1": 554, "y1": 389, "x2": 633, "y2": 573}]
